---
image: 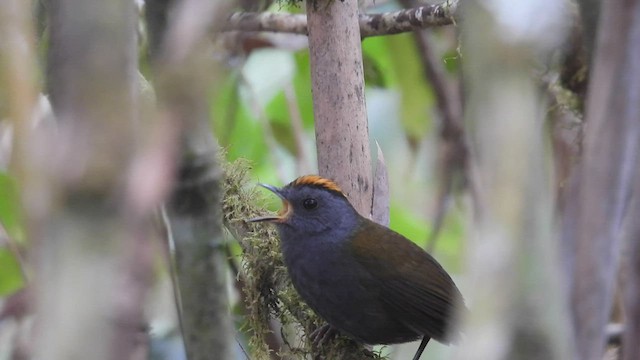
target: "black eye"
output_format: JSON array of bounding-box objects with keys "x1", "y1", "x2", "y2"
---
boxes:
[{"x1": 302, "y1": 198, "x2": 318, "y2": 210}]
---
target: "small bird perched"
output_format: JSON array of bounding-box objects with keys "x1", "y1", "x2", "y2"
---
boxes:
[{"x1": 248, "y1": 175, "x2": 464, "y2": 360}]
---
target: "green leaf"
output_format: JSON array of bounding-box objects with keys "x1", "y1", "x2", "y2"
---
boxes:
[
  {"x1": 362, "y1": 36, "x2": 396, "y2": 88},
  {"x1": 292, "y1": 51, "x2": 315, "y2": 129},
  {"x1": 442, "y1": 48, "x2": 461, "y2": 74},
  {"x1": 0, "y1": 247, "x2": 24, "y2": 296},
  {"x1": 0, "y1": 172, "x2": 24, "y2": 244},
  {"x1": 211, "y1": 72, "x2": 270, "y2": 163},
  {"x1": 431, "y1": 209, "x2": 464, "y2": 271},
  {"x1": 383, "y1": 34, "x2": 435, "y2": 146},
  {"x1": 389, "y1": 201, "x2": 464, "y2": 271},
  {"x1": 389, "y1": 202, "x2": 429, "y2": 248}
]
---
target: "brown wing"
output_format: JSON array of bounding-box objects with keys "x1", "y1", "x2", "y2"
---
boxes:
[{"x1": 349, "y1": 219, "x2": 463, "y2": 342}]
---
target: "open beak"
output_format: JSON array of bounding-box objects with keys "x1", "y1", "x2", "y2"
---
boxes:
[{"x1": 246, "y1": 184, "x2": 291, "y2": 223}]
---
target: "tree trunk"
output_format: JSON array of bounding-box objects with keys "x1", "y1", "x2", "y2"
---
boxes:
[
  {"x1": 622, "y1": 175, "x2": 640, "y2": 360},
  {"x1": 157, "y1": 1, "x2": 235, "y2": 359},
  {"x1": 307, "y1": 0, "x2": 373, "y2": 216},
  {"x1": 34, "y1": 0, "x2": 142, "y2": 359},
  {"x1": 561, "y1": 1, "x2": 640, "y2": 359}
]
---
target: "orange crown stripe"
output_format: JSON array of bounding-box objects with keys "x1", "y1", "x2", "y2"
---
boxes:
[{"x1": 291, "y1": 175, "x2": 343, "y2": 194}]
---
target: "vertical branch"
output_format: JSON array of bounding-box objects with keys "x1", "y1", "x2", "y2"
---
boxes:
[
  {"x1": 145, "y1": 0, "x2": 175, "y2": 61},
  {"x1": 31, "y1": 0, "x2": 140, "y2": 359},
  {"x1": 307, "y1": 0, "x2": 373, "y2": 216},
  {"x1": 165, "y1": 136, "x2": 230, "y2": 360},
  {"x1": 562, "y1": 1, "x2": 640, "y2": 359},
  {"x1": 574, "y1": 0, "x2": 601, "y2": 59},
  {"x1": 0, "y1": 6, "x2": 39, "y2": 359},
  {"x1": 1, "y1": 0, "x2": 39, "y2": 173},
  {"x1": 157, "y1": 0, "x2": 234, "y2": 359},
  {"x1": 455, "y1": 1, "x2": 573, "y2": 360},
  {"x1": 622, "y1": 172, "x2": 640, "y2": 360}
]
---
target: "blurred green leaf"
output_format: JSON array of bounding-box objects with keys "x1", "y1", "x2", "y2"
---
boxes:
[
  {"x1": 363, "y1": 53, "x2": 388, "y2": 88},
  {"x1": 389, "y1": 202, "x2": 429, "y2": 248},
  {"x1": 442, "y1": 48, "x2": 461, "y2": 74},
  {"x1": 270, "y1": 120, "x2": 297, "y2": 155},
  {"x1": 431, "y1": 210, "x2": 464, "y2": 271},
  {"x1": 362, "y1": 37, "x2": 396, "y2": 88},
  {"x1": 212, "y1": 72, "x2": 241, "y2": 147},
  {"x1": 0, "y1": 247, "x2": 24, "y2": 296},
  {"x1": 265, "y1": 90, "x2": 289, "y2": 126},
  {"x1": 384, "y1": 34, "x2": 435, "y2": 147},
  {"x1": 389, "y1": 201, "x2": 464, "y2": 271},
  {"x1": 292, "y1": 51, "x2": 315, "y2": 129},
  {"x1": 227, "y1": 110, "x2": 268, "y2": 163},
  {"x1": 0, "y1": 172, "x2": 24, "y2": 244},
  {"x1": 212, "y1": 72, "x2": 271, "y2": 163}
]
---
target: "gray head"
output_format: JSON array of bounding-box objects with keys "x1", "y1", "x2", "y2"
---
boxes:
[{"x1": 247, "y1": 175, "x2": 361, "y2": 243}]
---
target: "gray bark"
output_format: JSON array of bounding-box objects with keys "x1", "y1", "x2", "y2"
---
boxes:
[
  {"x1": 622, "y1": 177, "x2": 640, "y2": 360},
  {"x1": 166, "y1": 141, "x2": 231, "y2": 360},
  {"x1": 561, "y1": 1, "x2": 640, "y2": 359},
  {"x1": 34, "y1": 0, "x2": 141, "y2": 359},
  {"x1": 307, "y1": 0, "x2": 373, "y2": 216},
  {"x1": 157, "y1": 1, "x2": 235, "y2": 359}
]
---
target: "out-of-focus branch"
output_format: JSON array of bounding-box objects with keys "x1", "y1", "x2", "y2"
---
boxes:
[
  {"x1": 1, "y1": 0, "x2": 39, "y2": 179},
  {"x1": 110, "y1": 119, "x2": 179, "y2": 360},
  {"x1": 145, "y1": 0, "x2": 175, "y2": 61},
  {"x1": 157, "y1": 1, "x2": 235, "y2": 359},
  {"x1": 26, "y1": 0, "x2": 145, "y2": 359},
  {"x1": 544, "y1": 73, "x2": 583, "y2": 208},
  {"x1": 561, "y1": 1, "x2": 640, "y2": 359},
  {"x1": 455, "y1": 1, "x2": 573, "y2": 360},
  {"x1": 620, "y1": 153, "x2": 640, "y2": 360},
  {"x1": 574, "y1": 0, "x2": 601, "y2": 60},
  {"x1": 224, "y1": 0, "x2": 458, "y2": 38}
]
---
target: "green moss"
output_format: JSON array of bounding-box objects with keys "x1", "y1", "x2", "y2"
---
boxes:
[{"x1": 222, "y1": 159, "x2": 384, "y2": 359}]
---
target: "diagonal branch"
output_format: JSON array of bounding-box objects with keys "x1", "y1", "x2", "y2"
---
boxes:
[{"x1": 223, "y1": 0, "x2": 459, "y2": 38}]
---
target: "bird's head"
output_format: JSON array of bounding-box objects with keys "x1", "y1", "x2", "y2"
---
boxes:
[{"x1": 248, "y1": 175, "x2": 359, "y2": 237}]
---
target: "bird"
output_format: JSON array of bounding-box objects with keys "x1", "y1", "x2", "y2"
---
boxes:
[{"x1": 248, "y1": 175, "x2": 465, "y2": 360}]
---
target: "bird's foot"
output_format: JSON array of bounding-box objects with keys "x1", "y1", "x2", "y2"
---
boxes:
[{"x1": 309, "y1": 324, "x2": 338, "y2": 348}]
